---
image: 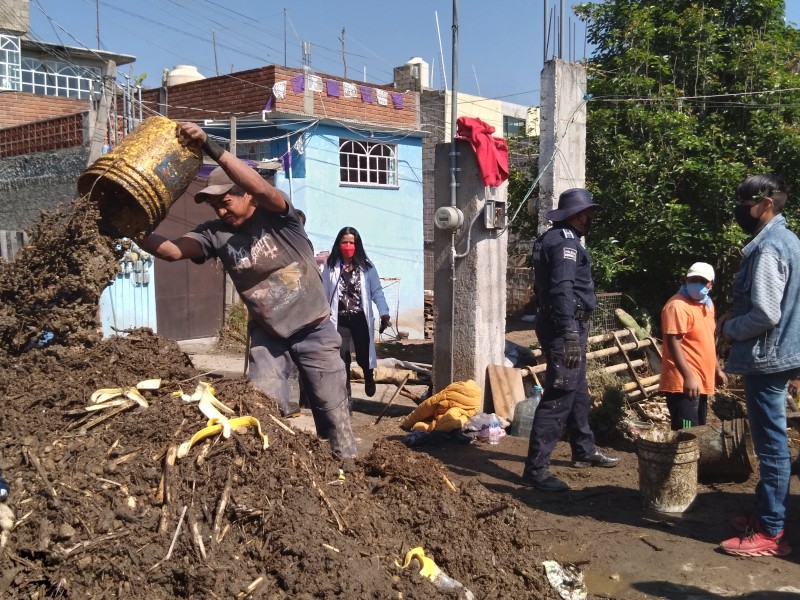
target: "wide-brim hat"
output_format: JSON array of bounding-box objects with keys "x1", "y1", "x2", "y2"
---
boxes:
[
  {"x1": 545, "y1": 188, "x2": 600, "y2": 221},
  {"x1": 194, "y1": 166, "x2": 235, "y2": 203}
]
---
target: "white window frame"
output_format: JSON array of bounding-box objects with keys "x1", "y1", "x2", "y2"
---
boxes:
[
  {"x1": 20, "y1": 58, "x2": 100, "y2": 99},
  {"x1": 0, "y1": 34, "x2": 21, "y2": 91},
  {"x1": 339, "y1": 138, "x2": 398, "y2": 188}
]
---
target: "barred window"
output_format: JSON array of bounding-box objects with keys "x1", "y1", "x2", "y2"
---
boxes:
[{"x1": 339, "y1": 139, "x2": 397, "y2": 188}]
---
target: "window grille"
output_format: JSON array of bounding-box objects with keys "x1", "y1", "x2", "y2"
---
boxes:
[{"x1": 339, "y1": 139, "x2": 398, "y2": 188}]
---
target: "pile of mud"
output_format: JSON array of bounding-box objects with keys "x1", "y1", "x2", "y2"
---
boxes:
[
  {"x1": 0, "y1": 332, "x2": 553, "y2": 598},
  {"x1": 0, "y1": 202, "x2": 554, "y2": 598}
]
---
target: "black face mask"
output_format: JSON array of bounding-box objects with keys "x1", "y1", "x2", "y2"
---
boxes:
[{"x1": 734, "y1": 204, "x2": 761, "y2": 234}]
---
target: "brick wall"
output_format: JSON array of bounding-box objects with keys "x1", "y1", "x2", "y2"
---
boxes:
[
  {"x1": 0, "y1": 112, "x2": 86, "y2": 158},
  {"x1": 506, "y1": 266, "x2": 534, "y2": 316},
  {"x1": 0, "y1": 92, "x2": 89, "y2": 128},
  {"x1": 141, "y1": 65, "x2": 418, "y2": 130}
]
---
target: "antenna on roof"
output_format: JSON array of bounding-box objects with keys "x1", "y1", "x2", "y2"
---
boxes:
[
  {"x1": 212, "y1": 30, "x2": 219, "y2": 76},
  {"x1": 434, "y1": 11, "x2": 448, "y2": 91}
]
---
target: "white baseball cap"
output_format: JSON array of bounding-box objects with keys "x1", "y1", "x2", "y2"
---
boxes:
[{"x1": 686, "y1": 262, "x2": 715, "y2": 282}]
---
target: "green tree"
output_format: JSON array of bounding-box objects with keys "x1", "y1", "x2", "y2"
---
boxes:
[
  {"x1": 506, "y1": 135, "x2": 540, "y2": 245},
  {"x1": 575, "y1": 0, "x2": 800, "y2": 319}
]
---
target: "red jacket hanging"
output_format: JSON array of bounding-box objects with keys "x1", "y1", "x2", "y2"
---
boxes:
[{"x1": 456, "y1": 116, "x2": 509, "y2": 187}]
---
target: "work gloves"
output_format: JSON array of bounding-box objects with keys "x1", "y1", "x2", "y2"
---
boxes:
[
  {"x1": 379, "y1": 315, "x2": 391, "y2": 334},
  {"x1": 562, "y1": 331, "x2": 581, "y2": 369}
]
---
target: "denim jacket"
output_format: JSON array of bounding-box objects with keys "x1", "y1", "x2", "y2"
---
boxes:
[{"x1": 724, "y1": 214, "x2": 800, "y2": 375}]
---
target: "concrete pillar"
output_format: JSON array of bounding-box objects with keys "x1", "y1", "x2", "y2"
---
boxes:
[
  {"x1": 432, "y1": 139, "x2": 507, "y2": 406},
  {"x1": 537, "y1": 59, "x2": 587, "y2": 233}
]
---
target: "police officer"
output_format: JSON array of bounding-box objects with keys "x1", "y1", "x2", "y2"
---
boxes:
[{"x1": 521, "y1": 188, "x2": 619, "y2": 492}]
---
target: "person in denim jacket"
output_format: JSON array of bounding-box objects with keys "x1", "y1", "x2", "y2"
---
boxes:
[{"x1": 718, "y1": 174, "x2": 800, "y2": 557}]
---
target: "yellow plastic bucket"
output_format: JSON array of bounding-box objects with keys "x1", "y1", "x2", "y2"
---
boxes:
[{"x1": 78, "y1": 116, "x2": 201, "y2": 239}]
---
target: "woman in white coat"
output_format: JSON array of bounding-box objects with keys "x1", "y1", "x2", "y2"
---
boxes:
[{"x1": 322, "y1": 227, "x2": 390, "y2": 406}]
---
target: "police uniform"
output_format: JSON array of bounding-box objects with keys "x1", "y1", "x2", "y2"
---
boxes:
[{"x1": 522, "y1": 188, "x2": 618, "y2": 489}]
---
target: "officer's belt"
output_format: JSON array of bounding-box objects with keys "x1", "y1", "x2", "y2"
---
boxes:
[{"x1": 539, "y1": 305, "x2": 593, "y2": 323}]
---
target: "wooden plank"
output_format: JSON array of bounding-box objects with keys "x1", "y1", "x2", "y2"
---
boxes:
[{"x1": 486, "y1": 365, "x2": 525, "y2": 421}]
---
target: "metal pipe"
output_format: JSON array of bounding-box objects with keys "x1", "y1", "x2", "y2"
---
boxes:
[
  {"x1": 448, "y1": 0, "x2": 459, "y2": 383},
  {"x1": 544, "y1": 0, "x2": 549, "y2": 61}
]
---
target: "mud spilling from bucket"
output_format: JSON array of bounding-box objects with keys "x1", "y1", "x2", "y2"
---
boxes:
[
  {"x1": 78, "y1": 115, "x2": 202, "y2": 240},
  {"x1": 637, "y1": 429, "x2": 699, "y2": 514},
  {"x1": 0, "y1": 198, "x2": 119, "y2": 356}
]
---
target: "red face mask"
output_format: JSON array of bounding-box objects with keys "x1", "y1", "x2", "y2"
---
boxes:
[{"x1": 340, "y1": 242, "x2": 356, "y2": 259}]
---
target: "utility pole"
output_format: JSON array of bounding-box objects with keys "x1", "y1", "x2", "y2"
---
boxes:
[
  {"x1": 283, "y1": 8, "x2": 287, "y2": 67},
  {"x1": 212, "y1": 30, "x2": 219, "y2": 76},
  {"x1": 340, "y1": 28, "x2": 347, "y2": 79},
  {"x1": 87, "y1": 61, "x2": 117, "y2": 165},
  {"x1": 95, "y1": 0, "x2": 100, "y2": 49}
]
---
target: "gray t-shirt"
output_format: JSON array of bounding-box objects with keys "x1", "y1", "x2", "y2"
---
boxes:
[{"x1": 185, "y1": 202, "x2": 328, "y2": 338}]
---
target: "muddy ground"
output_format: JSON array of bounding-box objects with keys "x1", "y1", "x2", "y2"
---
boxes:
[
  {"x1": 2, "y1": 198, "x2": 800, "y2": 599},
  {"x1": 0, "y1": 198, "x2": 557, "y2": 599}
]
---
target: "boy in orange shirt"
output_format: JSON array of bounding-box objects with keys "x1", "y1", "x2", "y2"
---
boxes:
[{"x1": 659, "y1": 262, "x2": 727, "y2": 429}]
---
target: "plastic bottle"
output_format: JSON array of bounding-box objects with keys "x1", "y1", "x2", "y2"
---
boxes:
[
  {"x1": 510, "y1": 385, "x2": 542, "y2": 439},
  {"x1": 0, "y1": 469, "x2": 9, "y2": 501},
  {"x1": 488, "y1": 414, "x2": 502, "y2": 445}
]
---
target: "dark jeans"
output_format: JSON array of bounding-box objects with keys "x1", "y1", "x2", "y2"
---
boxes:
[
  {"x1": 665, "y1": 392, "x2": 708, "y2": 430},
  {"x1": 523, "y1": 317, "x2": 596, "y2": 479},
  {"x1": 248, "y1": 318, "x2": 357, "y2": 458},
  {"x1": 338, "y1": 312, "x2": 373, "y2": 403}
]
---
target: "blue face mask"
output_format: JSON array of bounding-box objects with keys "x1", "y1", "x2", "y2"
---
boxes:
[{"x1": 685, "y1": 282, "x2": 710, "y2": 302}]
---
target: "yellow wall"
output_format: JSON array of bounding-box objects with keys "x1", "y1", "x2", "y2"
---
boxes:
[{"x1": 444, "y1": 91, "x2": 540, "y2": 137}]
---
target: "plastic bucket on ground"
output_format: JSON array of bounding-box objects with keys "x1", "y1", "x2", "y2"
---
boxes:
[
  {"x1": 636, "y1": 430, "x2": 699, "y2": 514},
  {"x1": 692, "y1": 418, "x2": 755, "y2": 483},
  {"x1": 78, "y1": 116, "x2": 202, "y2": 240}
]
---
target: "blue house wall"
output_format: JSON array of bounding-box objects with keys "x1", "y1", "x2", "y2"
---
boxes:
[{"x1": 274, "y1": 123, "x2": 425, "y2": 340}]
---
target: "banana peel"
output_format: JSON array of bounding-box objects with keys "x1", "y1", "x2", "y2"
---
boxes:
[
  {"x1": 90, "y1": 379, "x2": 162, "y2": 407},
  {"x1": 397, "y1": 547, "x2": 439, "y2": 580},
  {"x1": 136, "y1": 378, "x2": 161, "y2": 390},
  {"x1": 397, "y1": 547, "x2": 474, "y2": 599},
  {"x1": 198, "y1": 395, "x2": 230, "y2": 438},
  {"x1": 90, "y1": 388, "x2": 124, "y2": 404},
  {"x1": 177, "y1": 416, "x2": 269, "y2": 459},
  {"x1": 124, "y1": 387, "x2": 149, "y2": 408},
  {"x1": 182, "y1": 382, "x2": 234, "y2": 414}
]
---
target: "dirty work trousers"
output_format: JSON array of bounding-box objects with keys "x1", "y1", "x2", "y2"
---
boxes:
[
  {"x1": 248, "y1": 317, "x2": 357, "y2": 458},
  {"x1": 523, "y1": 317, "x2": 596, "y2": 479}
]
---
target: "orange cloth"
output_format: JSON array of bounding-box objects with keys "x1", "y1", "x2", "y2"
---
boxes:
[{"x1": 659, "y1": 294, "x2": 717, "y2": 394}]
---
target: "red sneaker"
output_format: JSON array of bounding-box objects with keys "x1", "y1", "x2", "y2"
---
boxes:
[{"x1": 720, "y1": 530, "x2": 791, "y2": 557}]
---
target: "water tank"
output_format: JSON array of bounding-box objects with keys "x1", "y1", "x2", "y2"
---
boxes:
[
  {"x1": 405, "y1": 57, "x2": 430, "y2": 90},
  {"x1": 167, "y1": 65, "x2": 206, "y2": 87}
]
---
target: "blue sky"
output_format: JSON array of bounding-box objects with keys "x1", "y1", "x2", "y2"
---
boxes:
[{"x1": 27, "y1": 1, "x2": 800, "y2": 108}]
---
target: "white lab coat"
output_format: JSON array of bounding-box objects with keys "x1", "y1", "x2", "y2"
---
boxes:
[{"x1": 322, "y1": 262, "x2": 390, "y2": 369}]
